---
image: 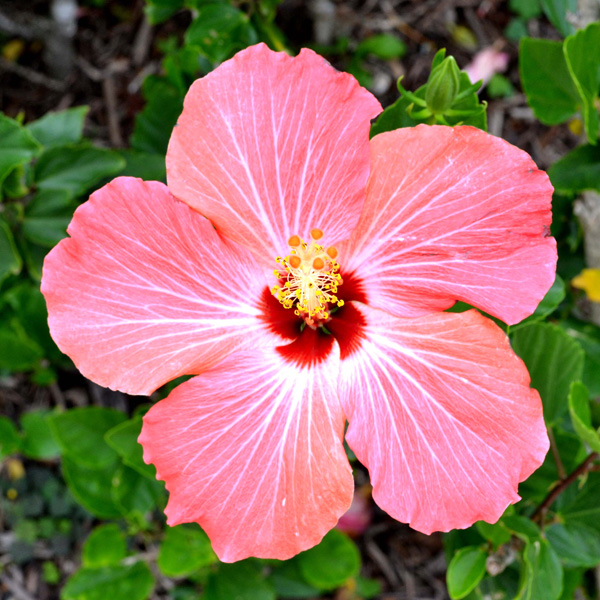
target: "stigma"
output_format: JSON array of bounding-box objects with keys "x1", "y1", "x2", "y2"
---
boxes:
[{"x1": 271, "y1": 228, "x2": 344, "y2": 325}]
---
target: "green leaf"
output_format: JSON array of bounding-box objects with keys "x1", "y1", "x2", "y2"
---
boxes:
[
  {"x1": 549, "y1": 144, "x2": 600, "y2": 193},
  {"x1": 35, "y1": 146, "x2": 125, "y2": 199},
  {"x1": 0, "y1": 416, "x2": 21, "y2": 459},
  {"x1": 22, "y1": 210, "x2": 72, "y2": 247},
  {"x1": 111, "y1": 465, "x2": 164, "y2": 516},
  {"x1": 144, "y1": 0, "x2": 184, "y2": 24},
  {"x1": 356, "y1": 34, "x2": 406, "y2": 59},
  {"x1": 517, "y1": 538, "x2": 563, "y2": 600},
  {"x1": 519, "y1": 38, "x2": 579, "y2": 125},
  {"x1": 62, "y1": 563, "x2": 154, "y2": 600},
  {"x1": 447, "y1": 546, "x2": 487, "y2": 599},
  {"x1": 105, "y1": 417, "x2": 156, "y2": 479},
  {"x1": 0, "y1": 317, "x2": 44, "y2": 371},
  {"x1": 370, "y1": 93, "x2": 419, "y2": 137},
  {"x1": 509, "y1": 0, "x2": 542, "y2": 19},
  {"x1": 26, "y1": 107, "x2": 88, "y2": 148},
  {"x1": 269, "y1": 559, "x2": 321, "y2": 599},
  {"x1": 20, "y1": 410, "x2": 61, "y2": 459},
  {"x1": 83, "y1": 524, "x2": 127, "y2": 568},
  {"x1": 568, "y1": 382, "x2": 600, "y2": 452},
  {"x1": 546, "y1": 522, "x2": 600, "y2": 568},
  {"x1": 49, "y1": 408, "x2": 126, "y2": 469},
  {"x1": 116, "y1": 150, "x2": 166, "y2": 182},
  {"x1": 513, "y1": 275, "x2": 565, "y2": 329},
  {"x1": 510, "y1": 322, "x2": 584, "y2": 425},
  {"x1": 130, "y1": 77, "x2": 183, "y2": 155},
  {"x1": 298, "y1": 530, "x2": 360, "y2": 591},
  {"x1": 0, "y1": 218, "x2": 22, "y2": 284},
  {"x1": 157, "y1": 525, "x2": 216, "y2": 577},
  {"x1": 185, "y1": 3, "x2": 258, "y2": 63},
  {"x1": 204, "y1": 561, "x2": 276, "y2": 600},
  {"x1": 560, "y1": 318, "x2": 600, "y2": 397},
  {"x1": 0, "y1": 113, "x2": 41, "y2": 191},
  {"x1": 475, "y1": 521, "x2": 512, "y2": 548},
  {"x1": 558, "y1": 472, "x2": 600, "y2": 530},
  {"x1": 501, "y1": 515, "x2": 542, "y2": 541},
  {"x1": 62, "y1": 456, "x2": 122, "y2": 518},
  {"x1": 540, "y1": 0, "x2": 576, "y2": 37},
  {"x1": 564, "y1": 22, "x2": 600, "y2": 143}
]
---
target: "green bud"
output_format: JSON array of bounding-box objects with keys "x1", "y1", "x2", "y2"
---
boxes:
[{"x1": 425, "y1": 56, "x2": 461, "y2": 115}]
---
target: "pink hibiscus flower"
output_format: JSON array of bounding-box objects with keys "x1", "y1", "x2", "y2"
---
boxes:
[{"x1": 42, "y1": 44, "x2": 556, "y2": 563}]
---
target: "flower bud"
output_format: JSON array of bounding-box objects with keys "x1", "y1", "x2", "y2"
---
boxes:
[{"x1": 425, "y1": 56, "x2": 461, "y2": 115}]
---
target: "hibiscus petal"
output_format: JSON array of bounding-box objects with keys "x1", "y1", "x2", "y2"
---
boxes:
[
  {"x1": 167, "y1": 43, "x2": 381, "y2": 259},
  {"x1": 139, "y1": 344, "x2": 353, "y2": 562},
  {"x1": 339, "y1": 304, "x2": 548, "y2": 534},
  {"x1": 42, "y1": 177, "x2": 270, "y2": 395},
  {"x1": 344, "y1": 125, "x2": 556, "y2": 325}
]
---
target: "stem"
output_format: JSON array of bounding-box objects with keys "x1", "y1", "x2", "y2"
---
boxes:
[
  {"x1": 532, "y1": 452, "x2": 599, "y2": 523},
  {"x1": 548, "y1": 427, "x2": 567, "y2": 480}
]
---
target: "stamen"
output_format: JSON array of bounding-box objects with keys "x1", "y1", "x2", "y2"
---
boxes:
[{"x1": 272, "y1": 230, "x2": 344, "y2": 322}]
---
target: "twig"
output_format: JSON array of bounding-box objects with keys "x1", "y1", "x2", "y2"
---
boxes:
[
  {"x1": 0, "y1": 567, "x2": 37, "y2": 600},
  {"x1": 532, "y1": 452, "x2": 599, "y2": 523},
  {"x1": 102, "y1": 75, "x2": 123, "y2": 147},
  {"x1": 548, "y1": 427, "x2": 567, "y2": 480},
  {"x1": 0, "y1": 57, "x2": 66, "y2": 91}
]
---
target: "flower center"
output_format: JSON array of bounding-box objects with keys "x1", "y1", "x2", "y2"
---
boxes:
[{"x1": 271, "y1": 228, "x2": 344, "y2": 326}]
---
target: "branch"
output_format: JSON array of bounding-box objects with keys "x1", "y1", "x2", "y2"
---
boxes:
[{"x1": 532, "y1": 452, "x2": 599, "y2": 523}]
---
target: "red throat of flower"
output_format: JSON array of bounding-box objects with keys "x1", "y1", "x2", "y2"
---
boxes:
[{"x1": 271, "y1": 228, "x2": 344, "y2": 328}]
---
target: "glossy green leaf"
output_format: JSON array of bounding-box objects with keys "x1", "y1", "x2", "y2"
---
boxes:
[
  {"x1": 185, "y1": 3, "x2": 258, "y2": 63},
  {"x1": 540, "y1": 0, "x2": 576, "y2": 37},
  {"x1": 519, "y1": 38, "x2": 579, "y2": 125},
  {"x1": 0, "y1": 113, "x2": 41, "y2": 190},
  {"x1": 447, "y1": 546, "x2": 487, "y2": 599},
  {"x1": 564, "y1": 22, "x2": 600, "y2": 143},
  {"x1": 49, "y1": 407, "x2": 126, "y2": 469},
  {"x1": 20, "y1": 410, "x2": 61, "y2": 459},
  {"x1": 546, "y1": 522, "x2": 600, "y2": 568},
  {"x1": 83, "y1": 524, "x2": 127, "y2": 568},
  {"x1": 511, "y1": 322, "x2": 584, "y2": 425},
  {"x1": 0, "y1": 416, "x2": 21, "y2": 459},
  {"x1": 298, "y1": 530, "x2": 360, "y2": 591},
  {"x1": 111, "y1": 465, "x2": 164, "y2": 516},
  {"x1": 568, "y1": 382, "x2": 600, "y2": 452},
  {"x1": 501, "y1": 515, "x2": 542, "y2": 541},
  {"x1": 204, "y1": 561, "x2": 275, "y2": 600},
  {"x1": 26, "y1": 106, "x2": 88, "y2": 148},
  {"x1": 22, "y1": 210, "x2": 72, "y2": 247},
  {"x1": 62, "y1": 562, "x2": 154, "y2": 600},
  {"x1": 34, "y1": 146, "x2": 125, "y2": 199},
  {"x1": 62, "y1": 456, "x2": 122, "y2": 518},
  {"x1": 105, "y1": 417, "x2": 156, "y2": 479},
  {"x1": 157, "y1": 525, "x2": 216, "y2": 577},
  {"x1": 549, "y1": 144, "x2": 600, "y2": 193},
  {"x1": 517, "y1": 538, "x2": 563, "y2": 600},
  {"x1": 0, "y1": 218, "x2": 22, "y2": 284}
]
